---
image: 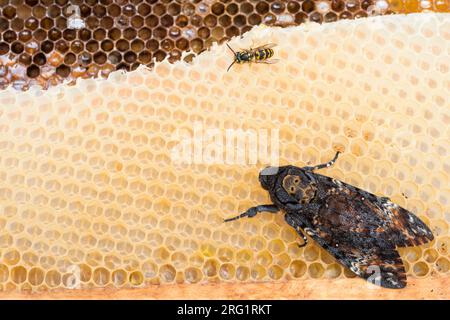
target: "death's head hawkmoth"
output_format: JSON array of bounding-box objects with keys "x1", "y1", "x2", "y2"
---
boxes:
[{"x1": 225, "y1": 151, "x2": 434, "y2": 289}]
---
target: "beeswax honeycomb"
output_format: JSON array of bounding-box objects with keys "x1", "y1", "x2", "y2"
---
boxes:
[
  {"x1": 0, "y1": 0, "x2": 449, "y2": 90},
  {"x1": 0, "y1": 13, "x2": 449, "y2": 292}
]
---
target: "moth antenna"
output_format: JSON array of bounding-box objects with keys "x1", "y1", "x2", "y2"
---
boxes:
[{"x1": 304, "y1": 151, "x2": 341, "y2": 171}]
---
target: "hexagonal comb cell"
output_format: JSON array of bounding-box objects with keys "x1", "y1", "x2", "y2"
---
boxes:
[
  {"x1": 0, "y1": 0, "x2": 449, "y2": 90},
  {"x1": 0, "y1": 13, "x2": 448, "y2": 294}
]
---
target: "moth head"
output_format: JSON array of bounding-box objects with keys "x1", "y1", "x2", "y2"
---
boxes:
[
  {"x1": 258, "y1": 166, "x2": 281, "y2": 191},
  {"x1": 282, "y1": 173, "x2": 317, "y2": 204}
]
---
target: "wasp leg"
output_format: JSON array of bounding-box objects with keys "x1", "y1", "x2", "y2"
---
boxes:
[
  {"x1": 224, "y1": 204, "x2": 279, "y2": 222},
  {"x1": 303, "y1": 151, "x2": 340, "y2": 172}
]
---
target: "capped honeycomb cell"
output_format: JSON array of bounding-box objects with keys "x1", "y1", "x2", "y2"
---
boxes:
[
  {"x1": 0, "y1": 14, "x2": 448, "y2": 295},
  {"x1": 1, "y1": 1, "x2": 449, "y2": 90}
]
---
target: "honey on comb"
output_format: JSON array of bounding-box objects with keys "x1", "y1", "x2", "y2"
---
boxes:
[{"x1": 0, "y1": 13, "x2": 448, "y2": 291}]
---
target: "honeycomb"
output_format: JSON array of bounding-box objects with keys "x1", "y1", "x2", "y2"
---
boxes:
[
  {"x1": 0, "y1": 0, "x2": 449, "y2": 90},
  {"x1": 0, "y1": 13, "x2": 449, "y2": 294}
]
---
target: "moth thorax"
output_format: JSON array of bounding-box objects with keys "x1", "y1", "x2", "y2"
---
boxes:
[{"x1": 282, "y1": 174, "x2": 317, "y2": 204}]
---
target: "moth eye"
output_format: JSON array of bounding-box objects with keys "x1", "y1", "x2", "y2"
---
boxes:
[
  {"x1": 290, "y1": 186, "x2": 295, "y2": 193},
  {"x1": 294, "y1": 178, "x2": 300, "y2": 184}
]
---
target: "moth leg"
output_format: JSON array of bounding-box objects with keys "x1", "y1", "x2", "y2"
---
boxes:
[
  {"x1": 285, "y1": 214, "x2": 308, "y2": 247},
  {"x1": 295, "y1": 228, "x2": 308, "y2": 247},
  {"x1": 285, "y1": 202, "x2": 304, "y2": 212},
  {"x1": 224, "y1": 204, "x2": 279, "y2": 222},
  {"x1": 303, "y1": 151, "x2": 340, "y2": 171}
]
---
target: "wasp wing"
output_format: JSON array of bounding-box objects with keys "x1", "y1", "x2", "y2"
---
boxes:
[
  {"x1": 254, "y1": 43, "x2": 277, "y2": 50},
  {"x1": 254, "y1": 59, "x2": 280, "y2": 64}
]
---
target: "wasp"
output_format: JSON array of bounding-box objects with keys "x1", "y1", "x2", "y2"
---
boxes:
[{"x1": 226, "y1": 43, "x2": 279, "y2": 72}]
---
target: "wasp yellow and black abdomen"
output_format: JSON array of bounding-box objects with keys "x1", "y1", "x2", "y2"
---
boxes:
[
  {"x1": 265, "y1": 48, "x2": 274, "y2": 59},
  {"x1": 255, "y1": 49, "x2": 264, "y2": 60},
  {"x1": 255, "y1": 48, "x2": 274, "y2": 61}
]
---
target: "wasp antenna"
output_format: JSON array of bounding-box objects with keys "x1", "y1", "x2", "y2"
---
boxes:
[
  {"x1": 226, "y1": 43, "x2": 237, "y2": 55},
  {"x1": 226, "y1": 60, "x2": 237, "y2": 72}
]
